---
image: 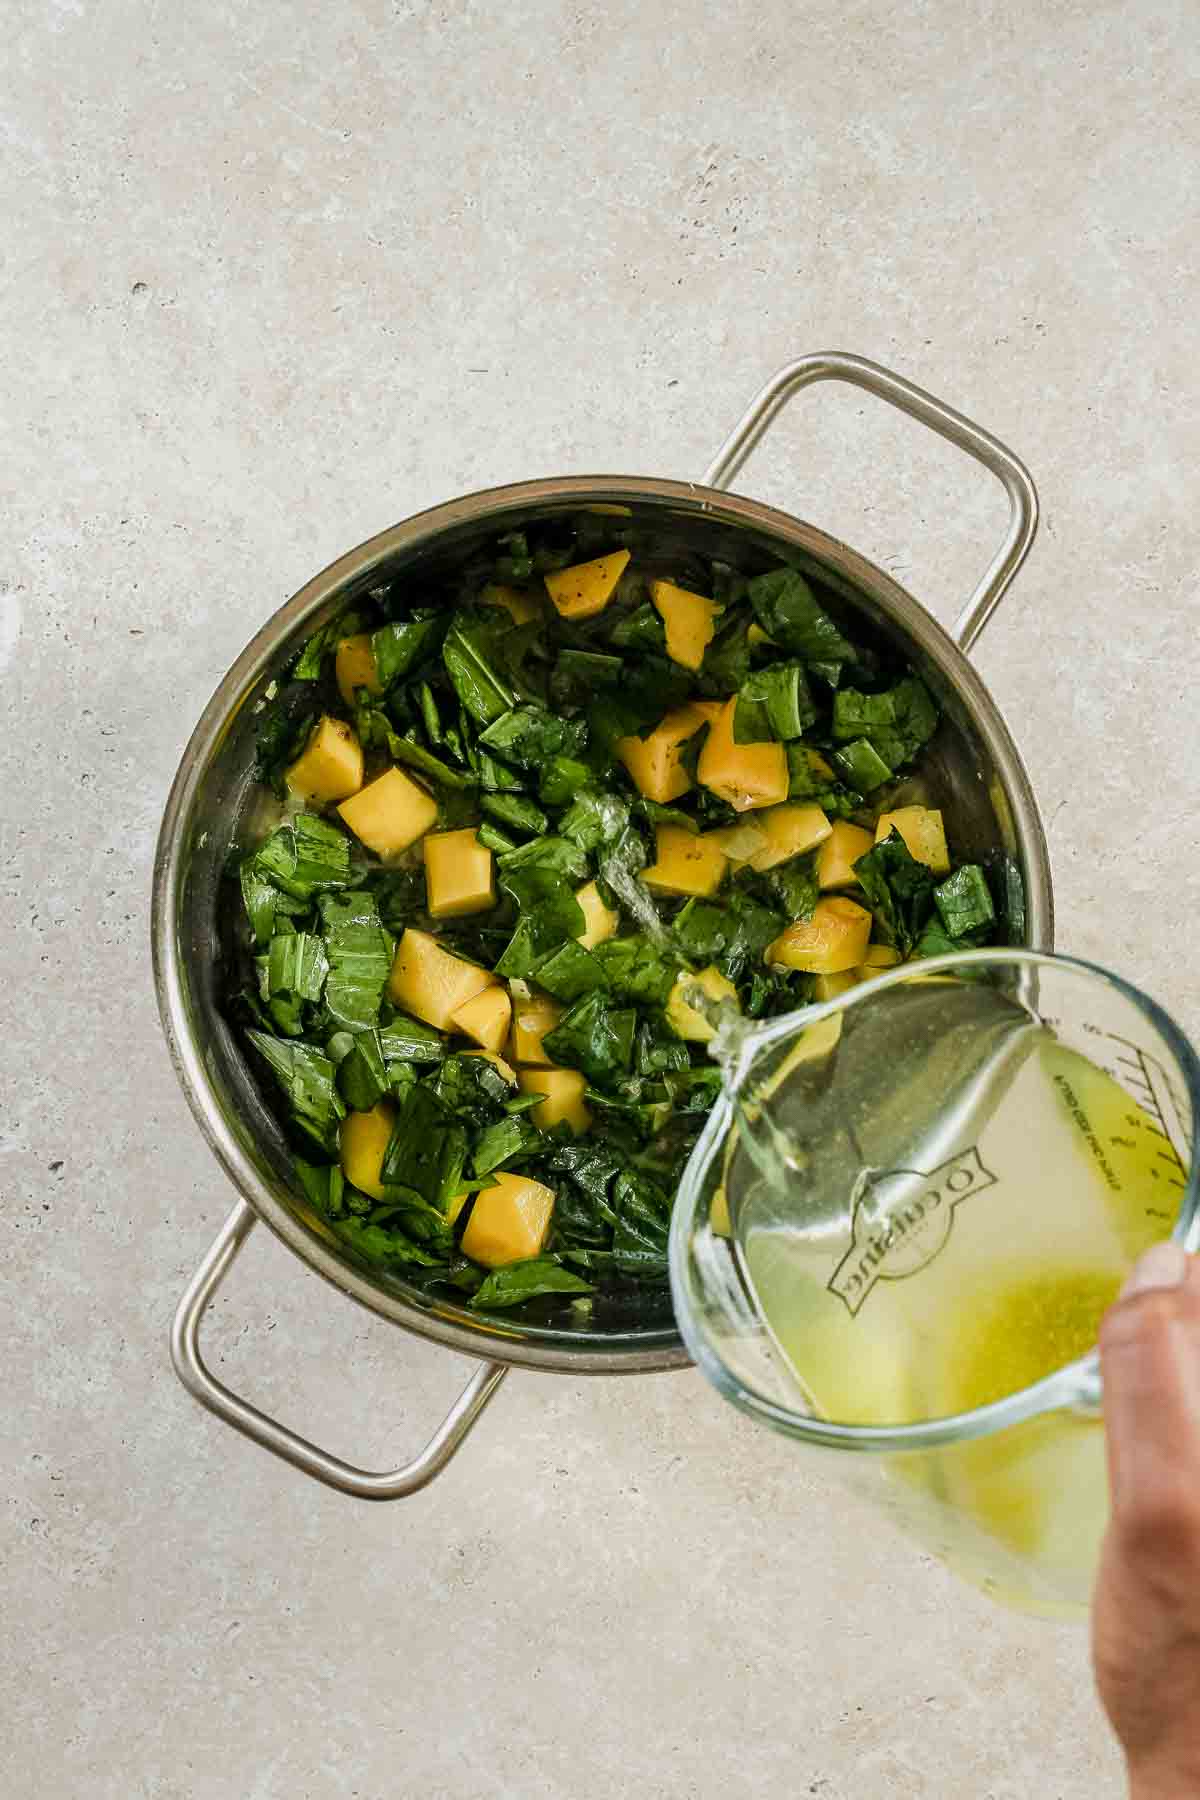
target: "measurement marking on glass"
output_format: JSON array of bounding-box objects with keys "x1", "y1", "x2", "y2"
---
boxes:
[{"x1": 1106, "y1": 1033, "x2": 1189, "y2": 1175}]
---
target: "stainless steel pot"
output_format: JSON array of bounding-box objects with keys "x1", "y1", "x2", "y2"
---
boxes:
[{"x1": 154, "y1": 352, "x2": 1050, "y2": 1499}]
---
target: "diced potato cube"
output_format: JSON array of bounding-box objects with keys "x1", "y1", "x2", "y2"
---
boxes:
[
  {"x1": 509, "y1": 993, "x2": 563, "y2": 1065},
  {"x1": 451, "y1": 985, "x2": 512, "y2": 1054},
  {"x1": 481, "y1": 583, "x2": 540, "y2": 625},
  {"x1": 875, "y1": 805, "x2": 951, "y2": 874},
  {"x1": 464, "y1": 1048, "x2": 518, "y2": 1085},
  {"x1": 748, "y1": 804, "x2": 833, "y2": 870},
  {"x1": 544, "y1": 550, "x2": 631, "y2": 621},
  {"x1": 641, "y1": 825, "x2": 729, "y2": 898},
  {"x1": 461, "y1": 1171, "x2": 557, "y2": 1268},
  {"x1": 706, "y1": 817, "x2": 769, "y2": 864},
  {"x1": 697, "y1": 698, "x2": 788, "y2": 812},
  {"x1": 339, "y1": 1101, "x2": 395, "y2": 1201},
  {"x1": 816, "y1": 820, "x2": 875, "y2": 890},
  {"x1": 766, "y1": 898, "x2": 873, "y2": 974},
  {"x1": 800, "y1": 747, "x2": 835, "y2": 782},
  {"x1": 286, "y1": 716, "x2": 365, "y2": 805},
  {"x1": 812, "y1": 971, "x2": 861, "y2": 1002},
  {"x1": 517, "y1": 1067, "x2": 591, "y2": 1134},
  {"x1": 338, "y1": 766, "x2": 438, "y2": 858},
  {"x1": 423, "y1": 828, "x2": 496, "y2": 919},
  {"x1": 616, "y1": 702, "x2": 711, "y2": 804},
  {"x1": 387, "y1": 928, "x2": 495, "y2": 1030},
  {"x1": 860, "y1": 943, "x2": 903, "y2": 970},
  {"x1": 666, "y1": 965, "x2": 740, "y2": 1043},
  {"x1": 574, "y1": 880, "x2": 619, "y2": 950},
  {"x1": 649, "y1": 579, "x2": 722, "y2": 671},
  {"x1": 335, "y1": 634, "x2": 383, "y2": 708}
]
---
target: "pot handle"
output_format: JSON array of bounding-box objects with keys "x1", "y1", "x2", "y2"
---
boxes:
[
  {"x1": 703, "y1": 351, "x2": 1038, "y2": 653},
  {"x1": 171, "y1": 1199, "x2": 508, "y2": 1499}
]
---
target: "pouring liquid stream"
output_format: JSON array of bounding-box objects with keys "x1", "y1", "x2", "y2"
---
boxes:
[{"x1": 698, "y1": 974, "x2": 1188, "y2": 1605}]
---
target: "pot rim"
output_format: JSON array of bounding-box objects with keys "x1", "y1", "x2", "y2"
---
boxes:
[{"x1": 152, "y1": 473, "x2": 1053, "y2": 1375}]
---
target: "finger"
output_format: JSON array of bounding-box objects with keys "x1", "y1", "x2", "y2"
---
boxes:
[{"x1": 1099, "y1": 1248, "x2": 1200, "y2": 1544}]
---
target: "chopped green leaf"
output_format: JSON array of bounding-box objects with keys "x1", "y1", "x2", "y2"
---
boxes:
[
  {"x1": 371, "y1": 613, "x2": 445, "y2": 688},
  {"x1": 479, "y1": 703, "x2": 588, "y2": 769},
  {"x1": 481, "y1": 792, "x2": 548, "y2": 836},
  {"x1": 337, "y1": 1029, "x2": 389, "y2": 1111},
  {"x1": 539, "y1": 755, "x2": 594, "y2": 806},
  {"x1": 471, "y1": 1115, "x2": 546, "y2": 1176},
  {"x1": 854, "y1": 830, "x2": 936, "y2": 954},
  {"x1": 608, "y1": 603, "x2": 666, "y2": 653},
  {"x1": 747, "y1": 568, "x2": 855, "y2": 662},
  {"x1": 470, "y1": 1257, "x2": 594, "y2": 1310},
  {"x1": 331, "y1": 1214, "x2": 448, "y2": 1269},
  {"x1": 378, "y1": 1013, "x2": 446, "y2": 1065},
  {"x1": 590, "y1": 934, "x2": 679, "y2": 1006},
  {"x1": 246, "y1": 1031, "x2": 343, "y2": 1153},
  {"x1": 734, "y1": 661, "x2": 815, "y2": 742},
  {"x1": 319, "y1": 891, "x2": 393, "y2": 1030},
  {"x1": 255, "y1": 814, "x2": 352, "y2": 903},
  {"x1": 832, "y1": 676, "x2": 938, "y2": 772},
  {"x1": 832, "y1": 738, "x2": 893, "y2": 792},
  {"x1": 934, "y1": 863, "x2": 996, "y2": 939},
  {"x1": 442, "y1": 611, "x2": 517, "y2": 724},
  {"x1": 380, "y1": 1082, "x2": 467, "y2": 1210},
  {"x1": 531, "y1": 940, "x2": 608, "y2": 1002},
  {"x1": 543, "y1": 991, "x2": 637, "y2": 1087}
]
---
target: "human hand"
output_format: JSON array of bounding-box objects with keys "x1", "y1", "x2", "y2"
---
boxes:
[{"x1": 1094, "y1": 1241, "x2": 1200, "y2": 1799}]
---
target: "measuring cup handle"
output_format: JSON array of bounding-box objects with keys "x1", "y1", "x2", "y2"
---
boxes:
[{"x1": 702, "y1": 352, "x2": 1039, "y2": 654}]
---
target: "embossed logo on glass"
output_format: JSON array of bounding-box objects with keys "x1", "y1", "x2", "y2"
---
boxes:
[{"x1": 827, "y1": 1146, "x2": 997, "y2": 1316}]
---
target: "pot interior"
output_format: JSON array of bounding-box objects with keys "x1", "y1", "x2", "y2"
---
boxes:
[{"x1": 157, "y1": 479, "x2": 1051, "y2": 1373}]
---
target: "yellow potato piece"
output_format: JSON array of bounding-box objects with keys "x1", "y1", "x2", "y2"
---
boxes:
[
  {"x1": 451, "y1": 985, "x2": 512, "y2": 1054},
  {"x1": 641, "y1": 825, "x2": 729, "y2": 899},
  {"x1": 812, "y1": 970, "x2": 861, "y2": 1002},
  {"x1": 697, "y1": 698, "x2": 788, "y2": 812},
  {"x1": 464, "y1": 1048, "x2": 518, "y2": 1085},
  {"x1": 339, "y1": 1101, "x2": 396, "y2": 1201},
  {"x1": 875, "y1": 805, "x2": 951, "y2": 874},
  {"x1": 649, "y1": 579, "x2": 722, "y2": 671},
  {"x1": 338, "y1": 766, "x2": 438, "y2": 859},
  {"x1": 816, "y1": 820, "x2": 875, "y2": 890},
  {"x1": 481, "y1": 583, "x2": 540, "y2": 625},
  {"x1": 748, "y1": 803, "x2": 833, "y2": 871},
  {"x1": 706, "y1": 817, "x2": 769, "y2": 864},
  {"x1": 334, "y1": 634, "x2": 383, "y2": 707},
  {"x1": 544, "y1": 549, "x2": 631, "y2": 621},
  {"x1": 509, "y1": 993, "x2": 563, "y2": 1065},
  {"x1": 800, "y1": 746, "x2": 835, "y2": 782},
  {"x1": 766, "y1": 898, "x2": 873, "y2": 974},
  {"x1": 666, "y1": 966, "x2": 739, "y2": 1043},
  {"x1": 387, "y1": 928, "x2": 495, "y2": 1030},
  {"x1": 616, "y1": 701, "x2": 711, "y2": 804},
  {"x1": 860, "y1": 943, "x2": 903, "y2": 970},
  {"x1": 517, "y1": 1067, "x2": 591, "y2": 1135},
  {"x1": 574, "y1": 880, "x2": 619, "y2": 950},
  {"x1": 423, "y1": 828, "x2": 496, "y2": 919},
  {"x1": 461, "y1": 1171, "x2": 557, "y2": 1269},
  {"x1": 286, "y1": 716, "x2": 364, "y2": 805}
]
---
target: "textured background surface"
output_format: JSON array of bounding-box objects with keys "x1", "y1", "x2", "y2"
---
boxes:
[{"x1": 4, "y1": 0, "x2": 1198, "y2": 1793}]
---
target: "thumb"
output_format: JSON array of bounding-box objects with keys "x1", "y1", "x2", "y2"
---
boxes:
[{"x1": 1099, "y1": 1244, "x2": 1200, "y2": 1546}]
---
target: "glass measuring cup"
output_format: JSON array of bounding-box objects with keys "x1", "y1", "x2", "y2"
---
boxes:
[{"x1": 668, "y1": 950, "x2": 1200, "y2": 1618}]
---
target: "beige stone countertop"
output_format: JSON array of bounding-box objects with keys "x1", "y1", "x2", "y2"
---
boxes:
[{"x1": 4, "y1": 1, "x2": 1197, "y2": 1794}]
